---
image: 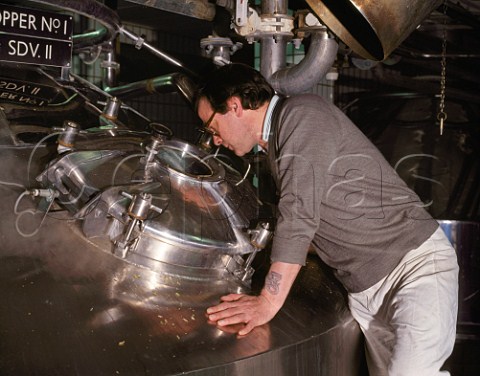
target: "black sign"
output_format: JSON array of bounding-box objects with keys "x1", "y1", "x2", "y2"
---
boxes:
[
  {"x1": 0, "y1": 33, "x2": 71, "y2": 67},
  {"x1": 0, "y1": 3, "x2": 72, "y2": 41},
  {"x1": 0, "y1": 3, "x2": 72, "y2": 67}
]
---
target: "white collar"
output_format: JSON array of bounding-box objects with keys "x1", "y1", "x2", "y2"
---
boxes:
[{"x1": 260, "y1": 94, "x2": 281, "y2": 150}]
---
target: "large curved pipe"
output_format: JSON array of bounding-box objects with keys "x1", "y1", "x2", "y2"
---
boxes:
[{"x1": 268, "y1": 30, "x2": 338, "y2": 96}]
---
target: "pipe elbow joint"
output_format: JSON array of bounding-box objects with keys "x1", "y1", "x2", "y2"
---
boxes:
[{"x1": 269, "y1": 32, "x2": 338, "y2": 96}]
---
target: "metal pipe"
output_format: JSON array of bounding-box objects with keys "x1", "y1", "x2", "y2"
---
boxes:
[
  {"x1": 105, "y1": 73, "x2": 196, "y2": 103},
  {"x1": 268, "y1": 30, "x2": 338, "y2": 96},
  {"x1": 372, "y1": 65, "x2": 480, "y2": 105},
  {"x1": 262, "y1": 0, "x2": 288, "y2": 15},
  {"x1": 255, "y1": 0, "x2": 338, "y2": 95},
  {"x1": 260, "y1": 36, "x2": 287, "y2": 79},
  {"x1": 259, "y1": 0, "x2": 289, "y2": 79},
  {"x1": 73, "y1": 28, "x2": 110, "y2": 51},
  {"x1": 101, "y1": 41, "x2": 120, "y2": 88},
  {"x1": 443, "y1": 0, "x2": 480, "y2": 36},
  {"x1": 120, "y1": 28, "x2": 197, "y2": 77}
]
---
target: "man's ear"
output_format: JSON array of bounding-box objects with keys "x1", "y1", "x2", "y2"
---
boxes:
[{"x1": 227, "y1": 96, "x2": 243, "y2": 117}]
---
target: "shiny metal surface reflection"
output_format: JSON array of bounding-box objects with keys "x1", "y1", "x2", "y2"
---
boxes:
[
  {"x1": 0, "y1": 51, "x2": 364, "y2": 374},
  {"x1": 0, "y1": 134, "x2": 364, "y2": 376},
  {"x1": 37, "y1": 132, "x2": 259, "y2": 279},
  {"x1": 0, "y1": 190, "x2": 363, "y2": 375}
]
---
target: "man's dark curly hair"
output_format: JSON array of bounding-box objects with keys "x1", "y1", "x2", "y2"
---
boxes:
[{"x1": 194, "y1": 63, "x2": 275, "y2": 114}]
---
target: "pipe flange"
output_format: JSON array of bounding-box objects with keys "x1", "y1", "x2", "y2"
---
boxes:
[
  {"x1": 259, "y1": 14, "x2": 294, "y2": 35},
  {"x1": 255, "y1": 14, "x2": 294, "y2": 40},
  {"x1": 200, "y1": 36, "x2": 234, "y2": 48},
  {"x1": 200, "y1": 36, "x2": 242, "y2": 66},
  {"x1": 234, "y1": 7, "x2": 294, "y2": 39}
]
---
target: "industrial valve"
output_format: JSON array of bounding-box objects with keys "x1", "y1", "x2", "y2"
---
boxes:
[
  {"x1": 57, "y1": 120, "x2": 79, "y2": 154},
  {"x1": 28, "y1": 188, "x2": 60, "y2": 202},
  {"x1": 237, "y1": 221, "x2": 273, "y2": 283},
  {"x1": 142, "y1": 133, "x2": 164, "y2": 183},
  {"x1": 113, "y1": 191, "x2": 163, "y2": 259},
  {"x1": 99, "y1": 96, "x2": 121, "y2": 129},
  {"x1": 231, "y1": 6, "x2": 294, "y2": 44},
  {"x1": 200, "y1": 35, "x2": 243, "y2": 66},
  {"x1": 140, "y1": 123, "x2": 172, "y2": 183}
]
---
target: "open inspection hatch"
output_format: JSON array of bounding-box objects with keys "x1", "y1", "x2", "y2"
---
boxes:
[{"x1": 37, "y1": 134, "x2": 261, "y2": 280}]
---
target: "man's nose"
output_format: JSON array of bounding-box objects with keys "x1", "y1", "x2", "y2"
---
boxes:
[{"x1": 213, "y1": 135, "x2": 223, "y2": 146}]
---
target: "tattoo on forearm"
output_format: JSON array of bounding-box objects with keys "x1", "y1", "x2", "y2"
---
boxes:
[{"x1": 265, "y1": 271, "x2": 282, "y2": 295}]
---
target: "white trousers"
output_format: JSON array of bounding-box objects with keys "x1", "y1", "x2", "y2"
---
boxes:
[{"x1": 348, "y1": 227, "x2": 459, "y2": 376}]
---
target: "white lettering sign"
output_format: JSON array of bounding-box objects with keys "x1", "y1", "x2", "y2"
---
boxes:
[
  {"x1": 0, "y1": 4, "x2": 72, "y2": 40},
  {"x1": 0, "y1": 34, "x2": 71, "y2": 67},
  {"x1": 0, "y1": 10, "x2": 36, "y2": 29}
]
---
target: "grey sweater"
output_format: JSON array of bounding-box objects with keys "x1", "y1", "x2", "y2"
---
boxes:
[{"x1": 266, "y1": 94, "x2": 438, "y2": 293}]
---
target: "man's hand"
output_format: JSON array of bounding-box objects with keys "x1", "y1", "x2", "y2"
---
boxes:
[
  {"x1": 206, "y1": 293, "x2": 280, "y2": 336},
  {"x1": 206, "y1": 262, "x2": 302, "y2": 336}
]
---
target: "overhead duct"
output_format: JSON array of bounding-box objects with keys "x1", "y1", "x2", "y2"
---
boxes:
[
  {"x1": 261, "y1": 1, "x2": 338, "y2": 96},
  {"x1": 306, "y1": 0, "x2": 443, "y2": 61},
  {"x1": 269, "y1": 29, "x2": 338, "y2": 95}
]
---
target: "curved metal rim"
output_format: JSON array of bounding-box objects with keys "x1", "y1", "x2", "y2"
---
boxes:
[{"x1": 157, "y1": 140, "x2": 226, "y2": 182}]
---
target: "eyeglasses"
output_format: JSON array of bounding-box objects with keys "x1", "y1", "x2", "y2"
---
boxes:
[{"x1": 199, "y1": 110, "x2": 219, "y2": 137}]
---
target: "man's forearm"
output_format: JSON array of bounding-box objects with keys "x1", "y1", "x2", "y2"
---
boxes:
[{"x1": 261, "y1": 261, "x2": 302, "y2": 311}]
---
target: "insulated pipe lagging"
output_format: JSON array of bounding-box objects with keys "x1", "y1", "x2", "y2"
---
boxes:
[{"x1": 268, "y1": 31, "x2": 338, "y2": 96}]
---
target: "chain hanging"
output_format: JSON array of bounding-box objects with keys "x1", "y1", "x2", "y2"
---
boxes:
[{"x1": 437, "y1": 0, "x2": 448, "y2": 135}]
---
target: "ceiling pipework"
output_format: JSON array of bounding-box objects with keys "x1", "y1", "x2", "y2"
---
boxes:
[{"x1": 231, "y1": 0, "x2": 338, "y2": 96}]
